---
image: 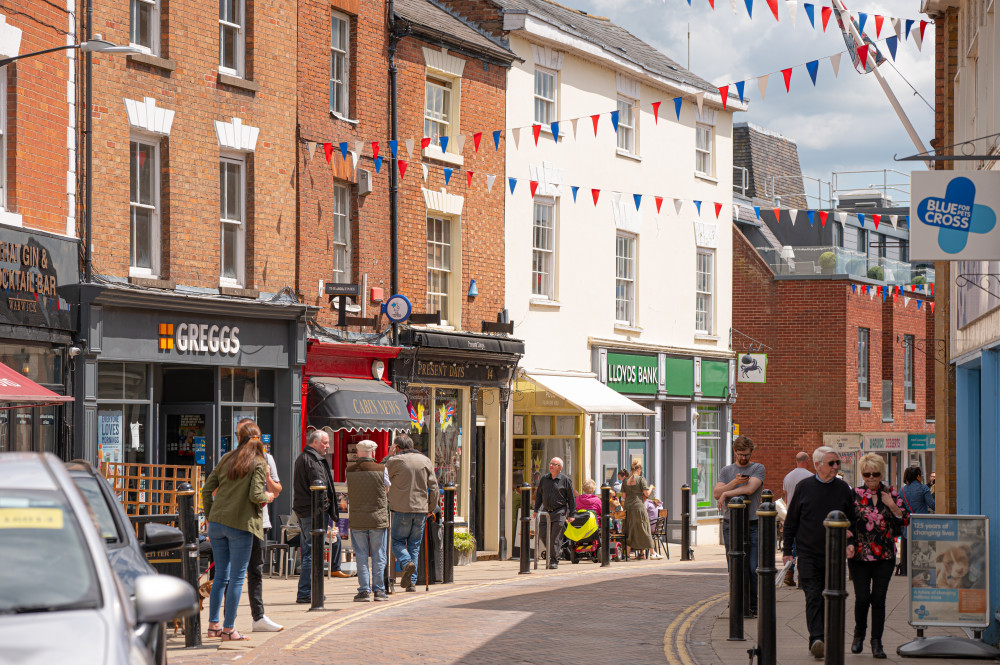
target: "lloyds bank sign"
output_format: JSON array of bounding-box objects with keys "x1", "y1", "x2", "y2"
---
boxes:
[{"x1": 605, "y1": 352, "x2": 658, "y2": 395}]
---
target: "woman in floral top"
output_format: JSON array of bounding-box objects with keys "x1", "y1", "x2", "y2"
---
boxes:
[{"x1": 849, "y1": 453, "x2": 908, "y2": 659}]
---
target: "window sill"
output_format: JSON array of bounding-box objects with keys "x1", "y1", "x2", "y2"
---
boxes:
[
  {"x1": 423, "y1": 146, "x2": 464, "y2": 167},
  {"x1": 695, "y1": 172, "x2": 719, "y2": 184},
  {"x1": 615, "y1": 149, "x2": 642, "y2": 162},
  {"x1": 217, "y1": 72, "x2": 259, "y2": 92},
  {"x1": 0, "y1": 210, "x2": 24, "y2": 228},
  {"x1": 882, "y1": 417, "x2": 895, "y2": 423},
  {"x1": 614, "y1": 323, "x2": 643, "y2": 336},
  {"x1": 905, "y1": 403, "x2": 917, "y2": 411},
  {"x1": 219, "y1": 286, "x2": 260, "y2": 298},
  {"x1": 529, "y1": 298, "x2": 561, "y2": 309},
  {"x1": 129, "y1": 275, "x2": 175, "y2": 290},
  {"x1": 330, "y1": 112, "x2": 359, "y2": 125},
  {"x1": 858, "y1": 400, "x2": 872, "y2": 409},
  {"x1": 694, "y1": 333, "x2": 720, "y2": 342},
  {"x1": 128, "y1": 52, "x2": 176, "y2": 72}
]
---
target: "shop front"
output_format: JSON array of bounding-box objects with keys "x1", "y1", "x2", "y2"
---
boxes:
[
  {"x1": 396, "y1": 329, "x2": 523, "y2": 556},
  {"x1": 906, "y1": 433, "x2": 935, "y2": 478},
  {"x1": 824, "y1": 432, "x2": 933, "y2": 489}
]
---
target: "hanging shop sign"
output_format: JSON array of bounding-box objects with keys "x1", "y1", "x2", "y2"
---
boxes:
[
  {"x1": 0, "y1": 228, "x2": 77, "y2": 331},
  {"x1": 605, "y1": 352, "x2": 658, "y2": 395},
  {"x1": 863, "y1": 432, "x2": 905, "y2": 451},
  {"x1": 910, "y1": 171, "x2": 1000, "y2": 261},
  {"x1": 737, "y1": 354, "x2": 767, "y2": 383}
]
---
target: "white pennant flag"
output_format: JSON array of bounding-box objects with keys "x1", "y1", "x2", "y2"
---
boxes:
[
  {"x1": 728, "y1": 0, "x2": 740, "y2": 14},
  {"x1": 571, "y1": 118, "x2": 579, "y2": 140},
  {"x1": 892, "y1": 17, "x2": 902, "y2": 40},
  {"x1": 612, "y1": 192, "x2": 622, "y2": 210},
  {"x1": 913, "y1": 27, "x2": 923, "y2": 51},
  {"x1": 308, "y1": 142, "x2": 317, "y2": 160},
  {"x1": 405, "y1": 138, "x2": 415, "y2": 158},
  {"x1": 830, "y1": 53, "x2": 842, "y2": 78},
  {"x1": 353, "y1": 141, "x2": 363, "y2": 157},
  {"x1": 786, "y1": 0, "x2": 798, "y2": 27},
  {"x1": 511, "y1": 127, "x2": 521, "y2": 150},
  {"x1": 350, "y1": 151, "x2": 359, "y2": 174},
  {"x1": 758, "y1": 74, "x2": 769, "y2": 100},
  {"x1": 870, "y1": 288, "x2": 876, "y2": 300},
  {"x1": 454, "y1": 135, "x2": 466, "y2": 154},
  {"x1": 789, "y1": 209, "x2": 798, "y2": 225},
  {"x1": 486, "y1": 174, "x2": 496, "y2": 193},
  {"x1": 838, "y1": 211, "x2": 847, "y2": 225},
  {"x1": 422, "y1": 164, "x2": 428, "y2": 182},
  {"x1": 904, "y1": 296, "x2": 911, "y2": 307},
  {"x1": 695, "y1": 92, "x2": 705, "y2": 114},
  {"x1": 674, "y1": 199, "x2": 683, "y2": 215},
  {"x1": 733, "y1": 204, "x2": 741, "y2": 221},
  {"x1": 890, "y1": 214, "x2": 898, "y2": 228}
]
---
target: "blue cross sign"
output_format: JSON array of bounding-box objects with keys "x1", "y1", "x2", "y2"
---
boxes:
[{"x1": 911, "y1": 172, "x2": 1000, "y2": 260}]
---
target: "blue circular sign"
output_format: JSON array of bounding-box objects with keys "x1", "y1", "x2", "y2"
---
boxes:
[{"x1": 383, "y1": 294, "x2": 412, "y2": 323}]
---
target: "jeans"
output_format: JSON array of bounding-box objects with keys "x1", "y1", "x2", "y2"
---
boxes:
[
  {"x1": 207, "y1": 522, "x2": 254, "y2": 629},
  {"x1": 722, "y1": 519, "x2": 759, "y2": 612},
  {"x1": 849, "y1": 559, "x2": 895, "y2": 639},
  {"x1": 247, "y1": 536, "x2": 265, "y2": 621},
  {"x1": 351, "y1": 529, "x2": 387, "y2": 593},
  {"x1": 296, "y1": 514, "x2": 343, "y2": 602},
  {"x1": 797, "y1": 553, "x2": 827, "y2": 644},
  {"x1": 391, "y1": 512, "x2": 426, "y2": 587}
]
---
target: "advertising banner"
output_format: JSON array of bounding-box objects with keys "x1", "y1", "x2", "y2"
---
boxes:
[
  {"x1": 908, "y1": 515, "x2": 990, "y2": 627},
  {"x1": 910, "y1": 171, "x2": 1000, "y2": 261},
  {"x1": 98, "y1": 411, "x2": 123, "y2": 463}
]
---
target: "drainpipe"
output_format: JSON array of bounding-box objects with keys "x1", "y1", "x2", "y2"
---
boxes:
[{"x1": 388, "y1": 3, "x2": 401, "y2": 348}]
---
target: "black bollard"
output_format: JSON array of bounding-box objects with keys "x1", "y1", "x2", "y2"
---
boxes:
[
  {"x1": 743, "y1": 492, "x2": 753, "y2": 618},
  {"x1": 442, "y1": 484, "x2": 455, "y2": 584},
  {"x1": 176, "y1": 483, "x2": 201, "y2": 647},
  {"x1": 519, "y1": 484, "x2": 532, "y2": 574},
  {"x1": 600, "y1": 484, "x2": 611, "y2": 567},
  {"x1": 309, "y1": 481, "x2": 326, "y2": 611},
  {"x1": 727, "y1": 497, "x2": 746, "y2": 641},
  {"x1": 823, "y1": 510, "x2": 850, "y2": 665},
  {"x1": 681, "y1": 484, "x2": 692, "y2": 561},
  {"x1": 756, "y1": 500, "x2": 778, "y2": 665}
]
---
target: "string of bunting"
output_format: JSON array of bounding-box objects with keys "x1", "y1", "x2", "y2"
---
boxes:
[
  {"x1": 850, "y1": 282, "x2": 935, "y2": 310},
  {"x1": 684, "y1": 0, "x2": 931, "y2": 37}
]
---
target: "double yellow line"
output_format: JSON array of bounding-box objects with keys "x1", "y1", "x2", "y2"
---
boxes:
[{"x1": 663, "y1": 592, "x2": 727, "y2": 665}]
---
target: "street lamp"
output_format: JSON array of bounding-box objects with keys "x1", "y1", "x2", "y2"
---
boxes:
[{"x1": 0, "y1": 38, "x2": 138, "y2": 68}]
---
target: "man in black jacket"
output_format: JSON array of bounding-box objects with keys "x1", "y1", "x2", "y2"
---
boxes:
[
  {"x1": 533, "y1": 457, "x2": 575, "y2": 569},
  {"x1": 782, "y1": 446, "x2": 857, "y2": 659},
  {"x1": 293, "y1": 429, "x2": 347, "y2": 605}
]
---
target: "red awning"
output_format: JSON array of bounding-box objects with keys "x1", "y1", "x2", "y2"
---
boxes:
[{"x1": 0, "y1": 361, "x2": 73, "y2": 405}]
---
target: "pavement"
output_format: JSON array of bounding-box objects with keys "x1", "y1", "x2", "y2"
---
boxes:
[{"x1": 163, "y1": 542, "x2": 979, "y2": 665}]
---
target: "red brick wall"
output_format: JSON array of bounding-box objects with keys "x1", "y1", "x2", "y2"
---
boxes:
[{"x1": 3, "y1": 1, "x2": 73, "y2": 235}]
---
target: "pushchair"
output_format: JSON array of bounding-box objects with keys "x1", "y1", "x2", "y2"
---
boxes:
[{"x1": 562, "y1": 509, "x2": 603, "y2": 564}]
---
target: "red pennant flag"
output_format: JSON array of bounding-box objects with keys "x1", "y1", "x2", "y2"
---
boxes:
[
  {"x1": 765, "y1": 0, "x2": 779, "y2": 20},
  {"x1": 591, "y1": 114, "x2": 600, "y2": 136},
  {"x1": 591, "y1": 189, "x2": 601, "y2": 205},
  {"x1": 714, "y1": 202, "x2": 723, "y2": 218},
  {"x1": 421, "y1": 137, "x2": 431, "y2": 149},
  {"x1": 821, "y1": 6, "x2": 832, "y2": 30},
  {"x1": 873, "y1": 214, "x2": 881, "y2": 229},
  {"x1": 773, "y1": 207, "x2": 781, "y2": 222},
  {"x1": 782, "y1": 68, "x2": 792, "y2": 92},
  {"x1": 532, "y1": 124, "x2": 542, "y2": 146},
  {"x1": 819, "y1": 211, "x2": 829, "y2": 228},
  {"x1": 466, "y1": 171, "x2": 474, "y2": 187},
  {"x1": 857, "y1": 44, "x2": 870, "y2": 68},
  {"x1": 371, "y1": 142, "x2": 379, "y2": 159},
  {"x1": 874, "y1": 14, "x2": 884, "y2": 37},
  {"x1": 655, "y1": 196, "x2": 664, "y2": 213},
  {"x1": 708, "y1": 0, "x2": 715, "y2": 7},
  {"x1": 895, "y1": 285, "x2": 901, "y2": 295},
  {"x1": 719, "y1": 85, "x2": 729, "y2": 111},
  {"x1": 473, "y1": 132, "x2": 482, "y2": 151},
  {"x1": 323, "y1": 142, "x2": 333, "y2": 163},
  {"x1": 398, "y1": 160, "x2": 408, "y2": 178},
  {"x1": 530, "y1": 180, "x2": 539, "y2": 197},
  {"x1": 652, "y1": 101, "x2": 661, "y2": 124},
  {"x1": 893, "y1": 290, "x2": 898, "y2": 303},
  {"x1": 919, "y1": 20, "x2": 929, "y2": 40},
  {"x1": 929, "y1": 283, "x2": 934, "y2": 295},
  {"x1": 930, "y1": 301, "x2": 935, "y2": 313}
]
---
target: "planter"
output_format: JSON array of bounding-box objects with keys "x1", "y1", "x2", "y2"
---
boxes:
[{"x1": 454, "y1": 548, "x2": 474, "y2": 566}]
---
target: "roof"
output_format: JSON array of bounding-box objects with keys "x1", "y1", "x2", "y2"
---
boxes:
[
  {"x1": 395, "y1": 0, "x2": 517, "y2": 63},
  {"x1": 493, "y1": 0, "x2": 722, "y2": 97}
]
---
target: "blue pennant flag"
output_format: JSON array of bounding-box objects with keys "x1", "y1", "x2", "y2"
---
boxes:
[
  {"x1": 917, "y1": 299, "x2": 922, "y2": 310},
  {"x1": 508, "y1": 177, "x2": 517, "y2": 194},
  {"x1": 551, "y1": 121, "x2": 560, "y2": 141},
  {"x1": 852, "y1": 284, "x2": 857, "y2": 294},
  {"x1": 633, "y1": 194, "x2": 642, "y2": 211},
  {"x1": 339, "y1": 142, "x2": 349, "y2": 160},
  {"x1": 905, "y1": 19, "x2": 914, "y2": 39},
  {"x1": 886, "y1": 35, "x2": 898, "y2": 60},
  {"x1": 735, "y1": 80, "x2": 746, "y2": 103},
  {"x1": 444, "y1": 168, "x2": 453, "y2": 185},
  {"x1": 744, "y1": 0, "x2": 753, "y2": 18},
  {"x1": 753, "y1": 206, "x2": 761, "y2": 220},
  {"x1": 674, "y1": 97, "x2": 683, "y2": 120},
  {"x1": 882, "y1": 287, "x2": 888, "y2": 303},
  {"x1": 610, "y1": 110, "x2": 620, "y2": 133},
  {"x1": 806, "y1": 60, "x2": 819, "y2": 85},
  {"x1": 439, "y1": 136, "x2": 449, "y2": 153},
  {"x1": 905, "y1": 216, "x2": 910, "y2": 227},
  {"x1": 389, "y1": 140, "x2": 398, "y2": 159},
  {"x1": 807, "y1": 210, "x2": 815, "y2": 226},
  {"x1": 493, "y1": 130, "x2": 502, "y2": 150},
  {"x1": 858, "y1": 213, "x2": 865, "y2": 226},
  {"x1": 375, "y1": 155, "x2": 383, "y2": 173},
  {"x1": 858, "y1": 12, "x2": 868, "y2": 33},
  {"x1": 571, "y1": 186, "x2": 579, "y2": 202},
  {"x1": 694, "y1": 200, "x2": 702, "y2": 215},
  {"x1": 804, "y1": 3, "x2": 815, "y2": 27}
]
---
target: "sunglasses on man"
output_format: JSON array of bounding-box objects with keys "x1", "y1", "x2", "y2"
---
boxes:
[{"x1": 825, "y1": 459, "x2": 842, "y2": 467}]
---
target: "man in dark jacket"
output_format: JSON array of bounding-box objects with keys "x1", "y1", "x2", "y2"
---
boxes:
[
  {"x1": 345, "y1": 440, "x2": 390, "y2": 602},
  {"x1": 293, "y1": 429, "x2": 347, "y2": 605},
  {"x1": 534, "y1": 457, "x2": 575, "y2": 569}
]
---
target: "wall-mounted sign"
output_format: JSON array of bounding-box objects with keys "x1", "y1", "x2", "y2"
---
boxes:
[
  {"x1": 0, "y1": 228, "x2": 77, "y2": 330},
  {"x1": 737, "y1": 354, "x2": 767, "y2": 383},
  {"x1": 908, "y1": 433, "x2": 936, "y2": 450},
  {"x1": 908, "y1": 515, "x2": 990, "y2": 627},
  {"x1": 383, "y1": 294, "x2": 412, "y2": 323},
  {"x1": 863, "y1": 433, "x2": 905, "y2": 451},
  {"x1": 98, "y1": 410, "x2": 123, "y2": 463},
  {"x1": 605, "y1": 352, "x2": 658, "y2": 395},
  {"x1": 158, "y1": 322, "x2": 241, "y2": 355},
  {"x1": 910, "y1": 171, "x2": 1000, "y2": 260}
]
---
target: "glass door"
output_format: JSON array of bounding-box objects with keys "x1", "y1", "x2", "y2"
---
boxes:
[{"x1": 160, "y1": 404, "x2": 214, "y2": 468}]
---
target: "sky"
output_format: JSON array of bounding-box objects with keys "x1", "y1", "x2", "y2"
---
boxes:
[{"x1": 563, "y1": 0, "x2": 935, "y2": 207}]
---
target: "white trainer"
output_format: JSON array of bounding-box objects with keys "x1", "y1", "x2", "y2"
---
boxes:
[{"x1": 252, "y1": 615, "x2": 284, "y2": 632}]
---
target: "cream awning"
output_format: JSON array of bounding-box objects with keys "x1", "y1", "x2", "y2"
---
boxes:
[{"x1": 523, "y1": 371, "x2": 653, "y2": 415}]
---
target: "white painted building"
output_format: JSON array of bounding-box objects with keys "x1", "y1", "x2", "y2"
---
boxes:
[{"x1": 497, "y1": 0, "x2": 744, "y2": 531}]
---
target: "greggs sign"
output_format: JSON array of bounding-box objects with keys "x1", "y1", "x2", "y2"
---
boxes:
[{"x1": 158, "y1": 323, "x2": 241, "y2": 355}]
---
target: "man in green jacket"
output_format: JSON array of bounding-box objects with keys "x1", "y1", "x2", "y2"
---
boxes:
[{"x1": 346, "y1": 440, "x2": 391, "y2": 602}]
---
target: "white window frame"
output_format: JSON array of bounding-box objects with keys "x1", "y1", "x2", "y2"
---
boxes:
[
  {"x1": 219, "y1": 155, "x2": 246, "y2": 287},
  {"x1": 695, "y1": 250, "x2": 714, "y2": 334},
  {"x1": 424, "y1": 76, "x2": 453, "y2": 145},
  {"x1": 329, "y1": 12, "x2": 350, "y2": 118},
  {"x1": 696, "y1": 123, "x2": 714, "y2": 176},
  {"x1": 616, "y1": 96, "x2": 636, "y2": 154},
  {"x1": 531, "y1": 200, "x2": 556, "y2": 299},
  {"x1": 129, "y1": 138, "x2": 161, "y2": 277},
  {"x1": 218, "y1": 0, "x2": 245, "y2": 76},
  {"x1": 858, "y1": 327, "x2": 870, "y2": 403},
  {"x1": 332, "y1": 182, "x2": 351, "y2": 283},
  {"x1": 534, "y1": 68, "x2": 556, "y2": 126},
  {"x1": 130, "y1": 0, "x2": 160, "y2": 55},
  {"x1": 615, "y1": 232, "x2": 636, "y2": 326},
  {"x1": 426, "y1": 214, "x2": 460, "y2": 326},
  {"x1": 903, "y1": 334, "x2": 915, "y2": 405}
]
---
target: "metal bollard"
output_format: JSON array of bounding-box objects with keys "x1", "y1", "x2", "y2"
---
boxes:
[
  {"x1": 823, "y1": 510, "x2": 850, "y2": 665},
  {"x1": 600, "y1": 484, "x2": 611, "y2": 567},
  {"x1": 727, "y1": 497, "x2": 746, "y2": 641},
  {"x1": 681, "y1": 484, "x2": 692, "y2": 561},
  {"x1": 176, "y1": 483, "x2": 201, "y2": 647},
  {"x1": 442, "y1": 484, "x2": 455, "y2": 584},
  {"x1": 519, "y1": 484, "x2": 531, "y2": 575},
  {"x1": 756, "y1": 500, "x2": 778, "y2": 665},
  {"x1": 743, "y1": 491, "x2": 753, "y2": 617},
  {"x1": 309, "y1": 481, "x2": 326, "y2": 611}
]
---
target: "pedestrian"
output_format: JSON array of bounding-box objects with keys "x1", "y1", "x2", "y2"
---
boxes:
[
  {"x1": 293, "y1": 429, "x2": 348, "y2": 606},
  {"x1": 714, "y1": 435, "x2": 765, "y2": 616},
  {"x1": 346, "y1": 440, "x2": 391, "y2": 602},
  {"x1": 780, "y1": 451, "x2": 813, "y2": 586},
  {"x1": 781, "y1": 446, "x2": 857, "y2": 660},
  {"x1": 201, "y1": 422, "x2": 274, "y2": 641},
  {"x1": 613, "y1": 468, "x2": 628, "y2": 493},
  {"x1": 621, "y1": 460, "x2": 655, "y2": 559},
  {"x1": 575, "y1": 478, "x2": 602, "y2": 518},
  {"x1": 385, "y1": 433, "x2": 439, "y2": 591},
  {"x1": 848, "y1": 453, "x2": 908, "y2": 659},
  {"x1": 901, "y1": 467, "x2": 935, "y2": 514},
  {"x1": 533, "y1": 457, "x2": 575, "y2": 569},
  {"x1": 644, "y1": 486, "x2": 664, "y2": 560},
  {"x1": 236, "y1": 417, "x2": 284, "y2": 633},
  {"x1": 928, "y1": 471, "x2": 936, "y2": 497}
]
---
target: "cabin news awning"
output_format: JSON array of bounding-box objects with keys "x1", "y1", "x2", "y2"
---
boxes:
[{"x1": 307, "y1": 377, "x2": 411, "y2": 432}]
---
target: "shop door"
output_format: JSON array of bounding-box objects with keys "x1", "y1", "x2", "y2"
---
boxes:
[
  {"x1": 160, "y1": 405, "x2": 214, "y2": 468},
  {"x1": 470, "y1": 424, "x2": 486, "y2": 548}
]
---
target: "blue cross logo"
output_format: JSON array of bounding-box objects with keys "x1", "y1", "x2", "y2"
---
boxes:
[
  {"x1": 916, "y1": 177, "x2": 996, "y2": 253},
  {"x1": 915, "y1": 605, "x2": 929, "y2": 619}
]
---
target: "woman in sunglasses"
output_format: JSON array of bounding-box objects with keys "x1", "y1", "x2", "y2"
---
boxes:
[{"x1": 848, "y1": 453, "x2": 909, "y2": 659}]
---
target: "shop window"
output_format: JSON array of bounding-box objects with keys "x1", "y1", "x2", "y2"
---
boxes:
[
  {"x1": 162, "y1": 367, "x2": 213, "y2": 402},
  {"x1": 601, "y1": 413, "x2": 648, "y2": 482},
  {"x1": 329, "y1": 12, "x2": 351, "y2": 118},
  {"x1": 97, "y1": 405, "x2": 148, "y2": 464},
  {"x1": 97, "y1": 362, "x2": 149, "y2": 400},
  {"x1": 221, "y1": 406, "x2": 274, "y2": 455},
  {"x1": 513, "y1": 414, "x2": 581, "y2": 489},
  {"x1": 405, "y1": 387, "x2": 432, "y2": 458},
  {"x1": 221, "y1": 367, "x2": 275, "y2": 404},
  {"x1": 694, "y1": 406, "x2": 721, "y2": 518},
  {"x1": 0, "y1": 343, "x2": 64, "y2": 386},
  {"x1": 434, "y1": 388, "x2": 463, "y2": 514}
]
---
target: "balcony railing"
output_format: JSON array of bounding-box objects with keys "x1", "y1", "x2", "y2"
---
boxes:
[{"x1": 754, "y1": 246, "x2": 935, "y2": 286}]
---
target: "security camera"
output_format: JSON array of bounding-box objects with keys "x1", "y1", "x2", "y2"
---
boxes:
[{"x1": 68, "y1": 346, "x2": 83, "y2": 358}]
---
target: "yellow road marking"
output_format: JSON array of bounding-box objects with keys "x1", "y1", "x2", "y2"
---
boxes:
[{"x1": 663, "y1": 592, "x2": 727, "y2": 665}]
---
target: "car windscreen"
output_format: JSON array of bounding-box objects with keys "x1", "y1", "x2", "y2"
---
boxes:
[
  {"x1": 0, "y1": 491, "x2": 102, "y2": 614},
  {"x1": 72, "y1": 475, "x2": 124, "y2": 545}
]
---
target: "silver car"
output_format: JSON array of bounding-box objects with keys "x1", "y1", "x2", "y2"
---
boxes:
[{"x1": 0, "y1": 452, "x2": 196, "y2": 665}]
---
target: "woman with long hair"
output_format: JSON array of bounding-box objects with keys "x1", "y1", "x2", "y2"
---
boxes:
[
  {"x1": 201, "y1": 422, "x2": 273, "y2": 641},
  {"x1": 622, "y1": 459, "x2": 656, "y2": 558}
]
